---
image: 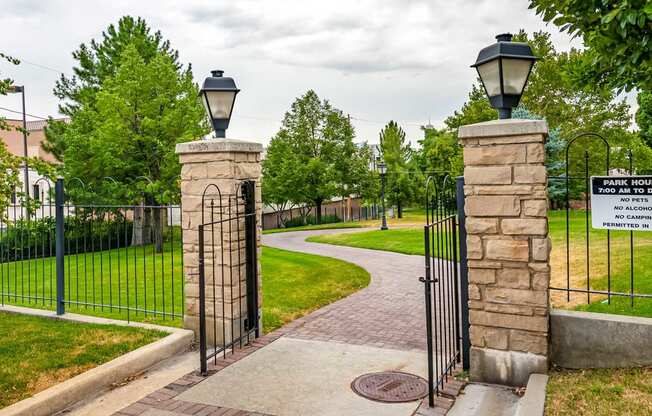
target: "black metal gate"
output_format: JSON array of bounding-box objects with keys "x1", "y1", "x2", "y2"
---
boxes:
[
  {"x1": 198, "y1": 180, "x2": 259, "y2": 375},
  {"x1": 420, "y1": 176, "x2": 470, "y2": 407}
]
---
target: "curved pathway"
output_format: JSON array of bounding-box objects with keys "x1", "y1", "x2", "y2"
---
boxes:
[{"x1": 263, "y1": 228, "x2": 427, "y2": 352}]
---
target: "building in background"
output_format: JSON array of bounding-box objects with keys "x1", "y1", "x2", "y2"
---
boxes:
[{"x1": 1, "y1": 118, "x2": 64, "y2": 215}]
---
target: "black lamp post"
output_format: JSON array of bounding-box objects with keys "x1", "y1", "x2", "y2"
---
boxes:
[
  {"x1": 199, "y1": 70, "x2": 240, "y2": 138},
  {"x1": 378, "y1": 161, "x2": 388, "y2": 231},
  {"x1": 471, "y1": 33, "x2": 537, "y2": 119},
  {"x1": 8, "y1": 85, "x2": 30, "y2": 198}
]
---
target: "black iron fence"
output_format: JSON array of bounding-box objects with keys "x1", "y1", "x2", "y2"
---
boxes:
[
  {"x1": 420, "y1": 176, "x2": 469, "y2": 407},
  {"x1": 0, "y1": 178, "x2": 183, "y2": 323},
  {"x1": 199, "y1": 180, "x2": 259, "y2": 375},
  {"x1": 549, "y1": 133, "x2": 652, "y2": 311}
]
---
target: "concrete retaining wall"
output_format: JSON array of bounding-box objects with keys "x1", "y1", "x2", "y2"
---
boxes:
[{"x1": 551, "y1": 309, "x2": 652, "y2": 368}]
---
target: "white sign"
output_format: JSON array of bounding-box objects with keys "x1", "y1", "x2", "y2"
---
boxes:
[{"x1": 591, "y1": 176, "x2": 652, "y2": 231}]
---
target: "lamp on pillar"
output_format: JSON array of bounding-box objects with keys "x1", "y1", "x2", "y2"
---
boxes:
[
  {"x1": 472, "y1": 33, "x2": 537, "y2": 119},
  {"x1": 199, "y1": 70, "x2": 240, "y2": 138}
]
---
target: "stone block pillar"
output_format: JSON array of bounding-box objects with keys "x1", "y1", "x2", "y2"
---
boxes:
[
  {"x1": 458, "y1": 119, "x2": 550, "y2": 386},
  {"x1": 176, "y1": 138, "x2": 263, "y2": 344}
]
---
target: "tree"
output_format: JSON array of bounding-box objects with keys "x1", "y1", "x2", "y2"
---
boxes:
[
  {"x1": 0, "y1": 53, "x2": 23, "y2": 214},
  {"x1": 636, "y1": 91, "x2": 652, "y2": 148},
  {"x1": 53, "y1": 42, "x2": 206, "y2": 250},
  {"x1": 416, "y1": 126, "x2": 463, "y2": 180},
  {"x1": 379, "y1": 121, "x2": 415, "y2": 218},
  {"x1": 262, "y1": 90, "x2": 367, "y2": 224},
  {"x1": 529, "y1": 0, "x2": 652, "y2": 92},
  {"x1": 45, "y1": 16, "x2": 181, "y2": 161}
]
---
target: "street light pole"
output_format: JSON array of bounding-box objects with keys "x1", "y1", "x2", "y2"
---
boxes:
[
  {"x1": 378, "y1": 161, "x2": 388, "y2": 231},
  {"x1": 9, "y1": 85, "x2": 30, "y2": 199}
]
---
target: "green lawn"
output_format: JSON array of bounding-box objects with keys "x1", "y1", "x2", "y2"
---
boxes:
[
  {"x1": 1, "y1": 243, "x2": 370, "y2": 331},
  {"x1": 0, "y1": 312, "x2": 165, "y2": 409},
  {"x1": 263, "y1": 221, "x2": 363, "y2": 234},
  {"x1": 0, "y1": 239, "x2": 184, "y2": 326},
  {"x1": 308, "y1": 210, "x2": 652, "y2": 317},
  {"x1": 260, "y1": 246, "x2": 370, "y2": 332},
  {"x1": 307, "y1": 227, "x2": 426, "y2": 255},
  {"x1": 546, "y1": 367, "x2": 652, "y2": 416}
]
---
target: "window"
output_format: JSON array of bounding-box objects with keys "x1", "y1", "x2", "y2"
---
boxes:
[{"x1": 33, "y1": 184, "x2": 40, "y2": 201}]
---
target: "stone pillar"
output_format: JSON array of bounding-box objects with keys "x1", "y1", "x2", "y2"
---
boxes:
[
  {"x1": 176, "y1": 138, "x2": 263, "y2": 344},
  {"x1": 458, "y1": 119, "x2": 550, "y2": 386}
]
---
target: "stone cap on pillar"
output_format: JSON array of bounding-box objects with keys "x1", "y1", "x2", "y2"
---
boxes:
[
  {"x1": 176, "y1": 138, "x2": 263, "y2": 155},
  {"x1": 458, "y1": 118, "x2": 548, "y2": 139}
]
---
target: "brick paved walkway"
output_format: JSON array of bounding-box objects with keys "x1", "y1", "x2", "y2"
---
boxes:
[
  {"x1": 263, "y1": 229, "x2": 427, "y2": 351},
  {"x1": 113, "y1": 228, "x2": 460, "y2": 416}
]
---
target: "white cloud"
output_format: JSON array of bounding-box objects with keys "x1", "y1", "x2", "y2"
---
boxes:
[{"x1": 0, "y1": 0, "x2": 581, "y2": 145}]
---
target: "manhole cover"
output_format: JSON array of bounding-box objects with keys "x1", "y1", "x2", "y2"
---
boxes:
[{"x1": 351, "y1": 371, "x2": 429, "y2": 403}]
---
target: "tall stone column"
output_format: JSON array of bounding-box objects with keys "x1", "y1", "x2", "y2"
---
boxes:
[
  {"x1": 458, "y1": 119, "x2": 550, "y2": 386},
  {"x1": 176, "y1": 138, "x2": 263, "y2": 344}
]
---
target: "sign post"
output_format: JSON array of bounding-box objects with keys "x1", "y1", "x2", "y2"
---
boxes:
[{"x1": 591, "y1": 176, "x2": 652, "y2": 231}]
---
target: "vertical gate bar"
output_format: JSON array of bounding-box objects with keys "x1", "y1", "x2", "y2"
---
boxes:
[
  {"x1": 125, "y1": 214, "x2": 130, "y2": 322},
  {"x1": 198, "y1": 224, "x2": 207, "y2": 376},
  {"x1": 456, "y1": 176, "x2": 470, "y2": 371},
  {"x1": 209, "y1": 200, "x2": 217, "y2": 361},
  {"x1": 584, "y1": 151, "x2": 590, "y2": 304},
  {"x1": 423, "y1": 225, "x2": 434, "y2": 408},
  {"x1": 629, "y1": 150, "x2": 634, "y2": 307},
  {"x1": 434, "y1": 195, "x2": 443, "y2": 394},
  {"x1": 55, "y1": 178, "x2": 65, "y2": 315},
  {"x1": 565, "y1": 158, "x2": 570, "y2": 302}
]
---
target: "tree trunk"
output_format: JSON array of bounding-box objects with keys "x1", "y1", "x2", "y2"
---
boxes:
[
  {"x1": 132, "y1": 203, "x2": 153, "y2": 246},
  {"x1": 315, "y1": 200, "x2": 323, "y2": 224},
  {"x1": 152, "y1": 207, "x2": 166, "y2": 253},
  {"x1": 398, "y1": 200, "x2": 403, "y2": 219}
]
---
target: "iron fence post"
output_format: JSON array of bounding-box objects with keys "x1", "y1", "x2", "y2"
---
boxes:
[
  {"x1": 244, "y1": 181, "x2": 259, "y2": 337},
  {"x1": 55, "y1": 178, "x2": 65, "y2": 315},
  {"x1": 456, "y1": 176, "x2": 470, "y2": 371},
  {"x1": 198, "y1": 224, "x2": 207, "y2": 376}
]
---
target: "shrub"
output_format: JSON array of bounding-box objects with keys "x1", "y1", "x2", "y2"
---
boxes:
[{"x1": 282, "y1": 214, "x2": 341, "y2": 228}]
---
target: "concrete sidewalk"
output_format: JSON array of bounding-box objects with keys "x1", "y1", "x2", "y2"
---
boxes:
[{"x1": 113, "y1": 228, "x2": 454, "y2": 416}]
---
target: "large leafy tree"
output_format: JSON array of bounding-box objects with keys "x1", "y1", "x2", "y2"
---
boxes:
[
  {"x1": 379, "y1": 121, "x2": 415, "y2": 218},
  {"x1": 45, "y1": 16, "x2": 181, "y2": 161},
  {"x1": 262, "y1": 90, "x2": 370, "y2": 224},
  {"x1": 50, "y1": 19, "x2": 207, "y2": 249},
  {"x1": 636, "y1": 91, "x2": 652, "y2": 148},
  {"x1": 529, "y1": 0, "x2": 652, "y2": 92}
]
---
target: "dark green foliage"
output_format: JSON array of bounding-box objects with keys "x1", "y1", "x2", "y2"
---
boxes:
[
  {"x1": 283, "y1": 214, "x2": 341, "y2": 228},
  {"x1": 636, "y1": 91, "x2": 652, "y2": 148},
  {"x1": 0, "y1": 215, "x2": 133, "y2": 262},
  {"x1": 529, "y1": 0, "x2": 652, "y2": 92}
]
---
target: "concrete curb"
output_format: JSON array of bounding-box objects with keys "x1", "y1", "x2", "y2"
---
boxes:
[
  {"x1": 0, "y1": 305, "x2": 194, "y2": 416},
  {"x1": 514, "y1": 374, "x2": 548, "y2": 416}
]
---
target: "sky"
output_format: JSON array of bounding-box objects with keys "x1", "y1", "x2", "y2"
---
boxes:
[{"x1": 0, "y1": 0, "x2": 589, "y2": 146}]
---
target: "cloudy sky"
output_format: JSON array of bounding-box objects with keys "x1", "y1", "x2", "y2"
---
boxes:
[{"x1": 0, "y1": 0, "x2": 582, "y2": 145}]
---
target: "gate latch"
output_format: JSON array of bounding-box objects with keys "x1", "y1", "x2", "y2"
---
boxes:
[{"x1": 418, "y1": 276, "x2": 438, "y2": 284}]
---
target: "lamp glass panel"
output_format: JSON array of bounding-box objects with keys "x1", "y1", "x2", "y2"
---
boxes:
[
  {"x1": 203, "y1": 90, "x2": 236, "y2": 119},
  {"x1": 476, "y1": 59, "x2": 501, "y2": 97},
  {"x1": 502, "y1": 58, "x2": 533, "y2": 95},
  {"x1": 379, "y1": 164, "x2": 387, "y2": 174}
]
